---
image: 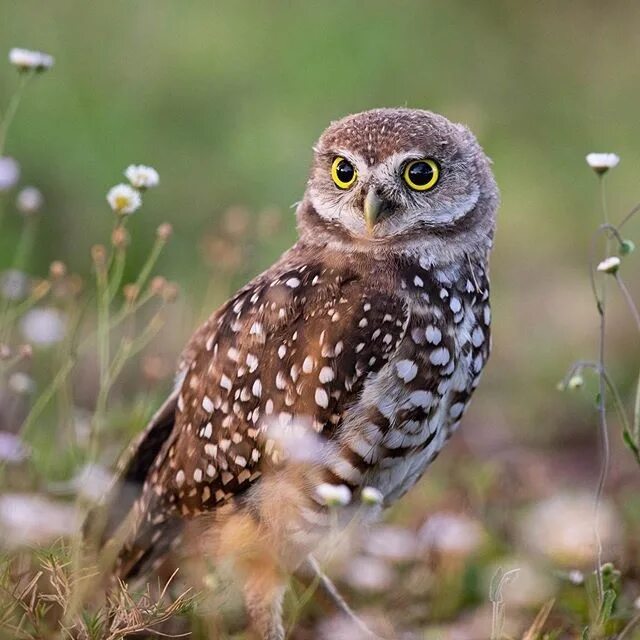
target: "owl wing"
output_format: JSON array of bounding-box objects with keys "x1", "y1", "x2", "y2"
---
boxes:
[
  {"x1": 149, "y1": 258, "x2": 409, "y2": 516},
  {"x1": 111, "y1": 256, "x2": 408, "y2": 579}
]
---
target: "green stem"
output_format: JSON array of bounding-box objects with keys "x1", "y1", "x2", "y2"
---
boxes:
[
  {"x1": 593, "y1": 175, "x2": 611, "y2": 608},
  {"x1": 133, "y1": 236, "x2": 167, "y2": 294},
  {"x1": 0, "y1": 72, "x2": 34, "y2": 157}
]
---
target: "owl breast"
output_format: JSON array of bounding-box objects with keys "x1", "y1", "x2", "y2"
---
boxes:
[{"x1": 335, "y1": 260, "x2": 491, "y2": 503}]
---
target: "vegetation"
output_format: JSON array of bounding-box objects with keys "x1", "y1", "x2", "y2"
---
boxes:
[{"x1": 1, "y1": 3, "x2": 639, "y2": 638}]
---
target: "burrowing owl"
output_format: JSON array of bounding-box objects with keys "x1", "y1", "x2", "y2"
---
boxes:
[{"x1": 95, "y1": 108, "x2": 498, "y2": 639}]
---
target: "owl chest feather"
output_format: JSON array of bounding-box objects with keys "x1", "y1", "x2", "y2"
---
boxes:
[{"x1": 334, "y1": 260, "x2": 490, "y2": 503}]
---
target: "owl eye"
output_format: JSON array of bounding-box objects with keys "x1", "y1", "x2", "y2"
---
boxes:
[
  {"x1": 403, "y1": 159, "x2": 440, "y2": 191},
  {"x1": 331, "y1": 156, "x2": 357, "y2": 190}
]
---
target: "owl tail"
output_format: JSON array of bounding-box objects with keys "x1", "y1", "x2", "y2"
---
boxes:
[{"x1": 83, "y1": 391, "x2": 181, "y2": 583}]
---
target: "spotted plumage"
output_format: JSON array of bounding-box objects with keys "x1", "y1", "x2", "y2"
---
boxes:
[{"x1": 93, "y1": 108, "x2": 498, "y2": 640}]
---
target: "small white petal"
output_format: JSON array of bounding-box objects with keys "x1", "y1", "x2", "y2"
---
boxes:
[
  {"x1": 596, "y1": 256, "x2": 621, "y2": 274},
  {"x1": 124, "y1": 164, "x2": 159, "y2": 189},
  {"x1": 586, "y1": 152, "x2": 620, "y2": 173},
  {"x1": 361, "y1": 486, "x2": 384, "y2": 506},
  {"x1": 316, "y1": 483, "x2": 351, "y2": 507},
  {"x1": 9, "y1": 48, "x2": 54, "y2": 71},
  {"x1": 106, "y1": 184, "x2": 141, "y2": 215}
]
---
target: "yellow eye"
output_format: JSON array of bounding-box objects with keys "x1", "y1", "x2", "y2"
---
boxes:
[
  {"x1": 403, "y1": 158, "x2": 440, "y2": 191},
  {"x1": 331, "y1": 156, "x2": 357, "y2": 189}
]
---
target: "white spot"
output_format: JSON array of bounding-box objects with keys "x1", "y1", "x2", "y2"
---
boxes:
[
  {"x1": 285, "y1": 277, "x2": 301, "y2": 288},
  {"x1": 440, "y1": 288, "x2": 449, "y2": 299},
  {"x1": 408, "y1": 390, "x2": 433, "y2": 408},
  {"x1": 193, "y1": 468, "x2": 203, "y2": 483},
  {"x1": 449, "y1": 402, "x2": 465, "y2": 419},
  {"x1": 315, "y1": 387, "x2": 329, "y2": 408},
  {"x1": 372, "y1": 329, "x2": 381, "y2": 340},
  {"x1": 235, "y1": 455, "x2": 247, "y2": 467},
  {"x1": 302, "y1": 355, "x2": 315, "y2": 373},
  {"x1": 250, "y1": 322, "x2": 263, "y2": 336},
  {"x1": 246, "y1": 353, "x2": 259, "y2": 372},
  {"x1": 474, "y1": 354, "x2": 484, "y2": 373},
  {"x1": 207, "y1": 464, "x2": 216, "y2": 477},
  {"x1": 227, "y1": 347, "x2": 240, "y2": 362},
  {"x1": 291, "y1": 364, "x2": 300, "y2": 382},
  {"x1": 383, "y1": 333, "x2": 393, "y2": 345},
  {"x1": 414, "y1": 275, "x2": 424, "y2": 288},
  {"x1": 395, "y1": 359, "x2": 418, "y2": 382},
  {"x1": 203, "y1": 422, "x2": 213, "y2": 439},
  {"x1": 220, "y1": 375, "x2": 232, "y2": 391},
  {"x1": 335, "y1": 341, "x2": 344, "y2": 355},
  {"x1": 319, "y1": 366, "x2": 334, "y2": 383},
  {"x1": 204, "y1": 443, "x2": 216, "y2": 456},
  {"x1": 363, "y1": 302, "x2": 371, "y2": 312},
  {"x1": 278, "y1": 344, "x2": 287, "y2": 359},
  {"x1": 202, "y1": 395, "x2": 214, "y2": 413},
  {"x1": 484, "y1": 305, "x2": 491, "y2": 326},
  {"x1": 175, "y1": 470, "x2": 185, "y2": 487},
  {"x1": 265, "y1": 399, "x2": 274, "y2": 414},
  {"x1": 450, "y1": 297, "x2": 462, "y2": 313},
  {"x1": 430, "y1": 347, "x2": 450, "y2": 366},
  {"x1": 276, "y1": 371, "x2": 286, "y2": 389},
  {"x1": 425, "y1": 325, "x2": 442, "y2": 345},
  {"x1": 472, "y1": 326, "x2": 485, "y2": 347},
  {"x1": 355, "y1": 342, "x2": 365, "y2": 353},
  {"x1": 252, "y1": 378, "x2": 262, "y2": 397},
  {"x1": 358, "y1": 318, "x2": 368, "y2": 328}
]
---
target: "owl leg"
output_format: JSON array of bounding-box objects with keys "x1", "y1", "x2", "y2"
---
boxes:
[{"x1": 243, "y1": 566, "x2": 286, "y2": 640}]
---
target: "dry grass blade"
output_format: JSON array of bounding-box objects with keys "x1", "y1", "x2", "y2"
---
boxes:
[{"x1": 521, "y1": 599, "x2": 555, "y2": 640}]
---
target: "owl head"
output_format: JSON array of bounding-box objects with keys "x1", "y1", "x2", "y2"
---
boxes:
[{"x1": 298, "y1": 108, "x2": 498, "y2": 263}]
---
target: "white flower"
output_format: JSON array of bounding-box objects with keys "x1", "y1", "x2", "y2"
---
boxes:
[
  {"x1": 8, "y1": 372, "x2": 35, "y2": 395},
  {"x1": 419, "y1": 512, "x2": 484, "y2": 556},
  {"x1": 20, "y1": 307, "x2": 66, "y2": 346},
  {"x1": 0, "y1": 493, "x2": 78, "y2": 547},
  {"x1": 361, "y1": 486, "x2": 384, "y2": 506},
  {"x1": 0, "y1": 269, "x2": 29, "y2": 300},
  {"x1": 597, "y1": 256, "x2": 621, "y2": 274},
  {"x1": 0, "y1": 432, "x2": 30, "y2": 463},
  {"x1": 518, "y1": 492, "x2": 619, "y2": 566},
  {"x1": 586, "y1": 152, "x2": 620, "y2": 174},
  {"x1": 343, "y1": 556, "x2": 393, "y2": 592},
  {"x1": 363, "y1": 525, "x2": 419, "y2": 562},
  {"x1": 0, "y1": 157, "x2": 20, "y2": 191},
  {"x1": 316, "y1": 483, "x2": 351, "y2": 507},
  {"x1": 568, "y1": 569, "x2": 584, "y2": 585},
  {"x1": 16, "y1": 186, "x2": 43, "y2": 214},
  {"x1": 8, "y1": 47, "x2": 54, "y2": 72},
  {"x1": 567, "y1": 374, "x2": 584, "y2": 390},
  {"x1": 125, "y1": 164, "x2": 159, "y2": 189},
  {"x1": 106, "y1": 183, "x2": 141, "y2": 215}
]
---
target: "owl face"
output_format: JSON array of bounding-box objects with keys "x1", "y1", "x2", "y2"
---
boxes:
[{"x1": 304, "y1": 108, "x2": 497, "y2": 248}]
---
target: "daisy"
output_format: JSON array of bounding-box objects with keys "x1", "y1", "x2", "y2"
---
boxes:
[{"x1": 106, "y1": 183, "x2": 142, "y2": 215}]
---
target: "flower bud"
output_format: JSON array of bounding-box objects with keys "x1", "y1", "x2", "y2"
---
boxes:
[
  {"x1": 111, "y1": 226, "x2": 130, "y2": 249},
  {"x1": 123, "y1": 283, "x2": 140, "y2": 303},
  {"x1": 156, "y1": 223, "x2": 173, "y2": 241},
  {"x1": 49, "y1": 261, "x2": 67, "y2": 280},
  {"x1": 596, "y1": 256, "x2": 621, "y2": 274}
]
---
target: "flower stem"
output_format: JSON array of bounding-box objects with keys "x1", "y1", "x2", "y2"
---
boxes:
[
  {"x1": 593, "y1": 175, "x2": 611, "y2": 606},
  {"x1": 0, "y1": 72, "x2": 34, "y2": 157}
]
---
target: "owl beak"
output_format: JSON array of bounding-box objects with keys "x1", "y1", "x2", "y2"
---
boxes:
[{"x1": 364, "y1": 190, "x2": 384, "y2": 233}]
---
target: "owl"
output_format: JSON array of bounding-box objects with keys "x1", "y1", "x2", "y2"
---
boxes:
[{"x1": 93, "y1": 108, "x2": 498, "y2": 639}]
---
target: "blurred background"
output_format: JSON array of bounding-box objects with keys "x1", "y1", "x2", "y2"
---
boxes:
[{"x1": 1, "y1": 1, "x2": 639, "y2": 638}]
